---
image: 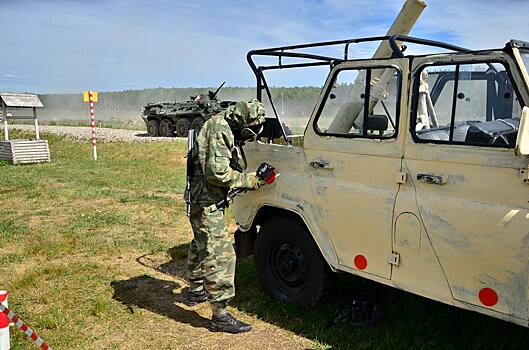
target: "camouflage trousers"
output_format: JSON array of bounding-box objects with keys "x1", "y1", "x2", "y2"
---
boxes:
[{"x1": 187, "y1": 203, "x2": 236, "y2": 305}]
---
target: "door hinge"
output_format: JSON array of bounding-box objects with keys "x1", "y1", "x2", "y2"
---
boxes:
[
  {"x1": 395, "y1": 172, "x2": 407, "y2": 184},
  {"x1": 388, "y1": 252, "x2": 400, "y2": 266}
]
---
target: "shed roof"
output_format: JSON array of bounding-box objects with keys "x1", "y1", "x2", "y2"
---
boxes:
[{"x1": 0, "y1": 93, "x2": 44, "y2": 108}]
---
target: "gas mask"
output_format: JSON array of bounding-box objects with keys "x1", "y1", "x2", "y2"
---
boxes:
[{"x1": 233, "y1": 123, "x2": 264, "y2": 143}]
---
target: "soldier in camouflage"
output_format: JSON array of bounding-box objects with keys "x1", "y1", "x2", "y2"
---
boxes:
[{"x1": 185, "y1": 99, "x2": 266, "y2": 333}]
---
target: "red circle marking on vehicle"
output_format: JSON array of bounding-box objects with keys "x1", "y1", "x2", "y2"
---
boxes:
[
  {"x1": 354, "y1": 255, "x2": 367, "y2": 270},
  {"x1": 479, "y1": 288, "x2": 498, "y2": 307}
]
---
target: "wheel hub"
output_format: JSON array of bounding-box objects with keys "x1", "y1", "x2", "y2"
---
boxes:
[{"x1": 273, "y1": 242, "x2": 306, "y2": 288}]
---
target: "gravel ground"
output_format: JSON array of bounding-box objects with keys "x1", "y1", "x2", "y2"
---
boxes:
[{"x1": 10, "y1": 124, "x2": 185, "y2": 143}]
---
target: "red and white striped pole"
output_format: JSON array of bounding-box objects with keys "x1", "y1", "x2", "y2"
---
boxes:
[
  {"x1": 0, "y1": 295, "x2": 52, "y2": 350},
  {"x1": 0, "y1": 291, "x2": 9, "y2": 350},
  {"x1": 89, "y1": 91, "x2": 97, "y2": 160}
]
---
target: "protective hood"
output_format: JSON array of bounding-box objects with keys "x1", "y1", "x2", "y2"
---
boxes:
[{"x1": 223, "y1": 99, "x2": 266, "y2": 130}]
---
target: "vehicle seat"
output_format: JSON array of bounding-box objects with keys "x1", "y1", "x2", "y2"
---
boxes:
[
  {"x1": 417, "y1": 127, "x2": 450, "y2": 141},
  {"x1": 465, "y1": 118, "x2": 519, "y2": 146}
]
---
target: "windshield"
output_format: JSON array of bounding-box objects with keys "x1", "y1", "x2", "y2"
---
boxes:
[{"x1": 520, "y1": 50, "x2": 529, "y2": 80}]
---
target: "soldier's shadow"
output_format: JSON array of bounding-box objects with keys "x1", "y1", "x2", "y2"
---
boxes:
[
  {"x1": 134, "y1": 244, "x2": 189, "y2": 280},
  {"x1": 111, "y1": 244, "x2": 209, "y2": 330}
]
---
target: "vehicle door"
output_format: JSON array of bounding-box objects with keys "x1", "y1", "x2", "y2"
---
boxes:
[
  {"x1": 404, "y1": 53, "x2": 529, "y2": 320},
  {"x1": 304, "y1": 59, "x2": 408, "y2": 279}
]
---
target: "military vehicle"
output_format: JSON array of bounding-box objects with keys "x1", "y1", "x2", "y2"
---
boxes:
[
  {"x1": 233, "y1": 0, "x2": 529, "y2": 328},
  {"x1": 141, "y1": 82, "x2": 233, "y2": 137}
]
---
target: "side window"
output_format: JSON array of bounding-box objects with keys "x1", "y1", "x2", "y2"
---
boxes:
[
  {"x1": 315, "y1": 66, "x2": 400, "y2": 138},
  {"x1": 414, "y1": 62, "x2": 522, "y2": 147}
]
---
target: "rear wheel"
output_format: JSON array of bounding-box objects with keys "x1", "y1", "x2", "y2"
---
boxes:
[
  {"x1": 254, "y1": 216, "x2": 336, "y2": 308},
  {"x1": 159, "y1": 119, "x2": 175, "y2": 137},
  {"x1": 191, "y1": 117, "x2": 205, "y2": 135},
  {"x1": 147, "y1": 119, "x2": 159, "y2": 136},
  {"x1": 175, "y1": 118, "x2": 191, "y2": 138}
]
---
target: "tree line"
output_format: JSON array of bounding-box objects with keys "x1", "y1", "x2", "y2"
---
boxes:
[{"x1": 37, "y1": 86, "x2": 322, "y2": 122}]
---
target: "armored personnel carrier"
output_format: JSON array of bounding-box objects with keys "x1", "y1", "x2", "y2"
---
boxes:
[{"x1": 141, "y1": 82, "x2": 233, "y2": 137}]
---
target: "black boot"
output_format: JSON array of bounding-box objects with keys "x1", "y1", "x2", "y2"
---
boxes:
[
  {"x1": 184, "y1": 289, "x2": 207, "y2": 306},
  {"x1": 210, "y1": 313, "x2": 252, "y2": 333}
]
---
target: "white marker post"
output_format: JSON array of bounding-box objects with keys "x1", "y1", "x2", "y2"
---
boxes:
[
  {"x1": 84, "y1": 91, "x2": 98, "y2": 160},
  {"x1": 0, "y1": 298, "x2": 52, "y2": 350},
  {"x1": 0, "y1": 291, "x2": 9, "y2": 350}
]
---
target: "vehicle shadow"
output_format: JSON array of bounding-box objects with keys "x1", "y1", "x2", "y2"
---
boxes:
[
  {"x1": 134, "y1": 132, "x2": 182, "y2": 139},
  {"x1": 229, "y1": 257, "x2": 529, "y2": 350},
  {"x1": 115, "y1": 244, "x2": 529, "y2": 349}
]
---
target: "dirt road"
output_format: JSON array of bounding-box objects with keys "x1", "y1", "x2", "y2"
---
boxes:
[{"x1": 10, "y1": 124, "x2": 184, "y2": 143}]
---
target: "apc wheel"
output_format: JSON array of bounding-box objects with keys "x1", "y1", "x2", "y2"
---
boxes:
[
  {"x1": 175, "y1": 118, "x2": 191, "y2": 138},
  {"x1": 254, "y1": 216, "x2": 335, "y2": 308},
  {"x1": 159, "y1": 119, "x2": 175, "y2": 137},
  {"x1": 191, "y1": 117, "x2": 205, "y2": 135},
  {"x1": 147, "y1": 119, "x2": 159, "y2": 136}
]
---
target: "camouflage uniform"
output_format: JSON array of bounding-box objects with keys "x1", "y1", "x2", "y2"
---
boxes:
[{"x1": 186, "y1": 99, "x2": 265, "y2": 312}]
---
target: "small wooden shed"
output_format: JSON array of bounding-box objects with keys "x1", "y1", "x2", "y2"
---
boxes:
[{"x1": 0, "y1": 93, "x2": 50, "y2": 164}]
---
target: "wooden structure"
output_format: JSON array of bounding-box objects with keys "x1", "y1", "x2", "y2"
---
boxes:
[{"x1": 0, "y1": 93, "x2": 50, "y2": 164}]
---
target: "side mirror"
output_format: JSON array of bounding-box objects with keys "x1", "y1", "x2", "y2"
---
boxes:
[{"x1": 515, "y1": 106, "x2": 529, "y2": 156}]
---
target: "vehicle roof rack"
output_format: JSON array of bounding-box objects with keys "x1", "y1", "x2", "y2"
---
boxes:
[
  {"x1": 247, "y1": 35, "x2": 471, "y2": 144},
  {"x1": 509, "y1": 39, "x2": 529, "y2": 49},
  {"x1": 248, "y1": 35, "x2": 469, "y2": 73}
]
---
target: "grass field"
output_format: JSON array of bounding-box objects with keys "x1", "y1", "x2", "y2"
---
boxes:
[{"x1": 1, "y1": 129, "x2": 528, "y2": 349}]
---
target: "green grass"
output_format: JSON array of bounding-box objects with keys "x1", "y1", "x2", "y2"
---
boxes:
[
  {"x1": 1, "y1": 129, "x2": 189, "y2": 349},
  {"x1": 1, "y1": 129, "x2": 528, "y2": 349}
]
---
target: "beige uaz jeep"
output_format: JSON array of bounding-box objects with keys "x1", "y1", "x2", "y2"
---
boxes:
[{"x1": 233, "y1": 32, "x2": 529, "y2": 327}]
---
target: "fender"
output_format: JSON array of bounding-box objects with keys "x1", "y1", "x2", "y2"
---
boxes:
[{"x1": 234, "y1": 194, "x2": 339, "y2": 270}]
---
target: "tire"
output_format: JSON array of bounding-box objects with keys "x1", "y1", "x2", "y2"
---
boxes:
[
  {"x1": 175, "y1": 118, "x2": 191, "y2": 138},
  {"x1": 159, "y1": 119, "x2": 175, "y2": 137},
  {"x1": 191, "y1": 117, "x2": 205, "y2": 135},
  {"x1": 254, "y1": 216, "x2": 336, "y2": 308},
  {"x1": 147, "y1": 119, "x2": 159, "y2": 136}
]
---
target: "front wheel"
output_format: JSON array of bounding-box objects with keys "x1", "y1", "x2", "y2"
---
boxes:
[
  {"x1": 254, "y1": 216, "x2": 336, "y2": 308},
  {"x1": 147, "y1": 119, "x2": 159, "y2": 136}
]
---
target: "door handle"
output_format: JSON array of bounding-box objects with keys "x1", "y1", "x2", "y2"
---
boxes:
[
  {"x1": 310, "y1": 159, "x2": 334, "y2": 169},
  {"x1": 417, "y1": 173, "x2": 447, "y2": 184}
]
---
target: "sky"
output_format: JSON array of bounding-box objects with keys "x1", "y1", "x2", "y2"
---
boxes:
[{"x1": 2, "y1": 0, "x2": 529, "y2": 94}]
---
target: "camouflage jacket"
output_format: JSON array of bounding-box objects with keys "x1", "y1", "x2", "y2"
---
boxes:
[{"x1": 188, "y1": 114, "x2": 255, "y2": 205}]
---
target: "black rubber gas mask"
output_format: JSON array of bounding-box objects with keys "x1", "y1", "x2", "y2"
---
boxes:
[{"x1": 233, "y1": 123, "x2": 264, "y2": 143}]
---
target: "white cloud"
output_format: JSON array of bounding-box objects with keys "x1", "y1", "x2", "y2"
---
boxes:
[{"x1": 2, "y1": 74, "x2": 30, "y2": 80}]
